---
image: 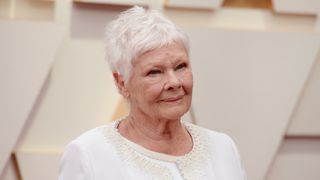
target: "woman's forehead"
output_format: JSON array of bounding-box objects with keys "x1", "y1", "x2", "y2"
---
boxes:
[
  {"x1": 134, "y1": 43, "x2": 188, "y2": 66},
  {"x1": 134, "y1": 53, "x2": 188, "y2": 68}
]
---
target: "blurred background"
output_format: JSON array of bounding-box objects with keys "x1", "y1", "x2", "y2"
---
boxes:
[{"x1": 0, "y1": 0, "x2": 320, "y2": 179}]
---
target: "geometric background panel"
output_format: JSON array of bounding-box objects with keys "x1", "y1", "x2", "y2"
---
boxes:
[
  {"x1": 1, "y1": 1, "x2": 320, "y2": 179},
  {"x1": 16, "y1": 39, "x2": 120, "y2": 151},
  {"x1": 286, "y1": 51, "x2": 320, "y2": 136},
  {"x1": 0, "y1": 1, "x2": 10, "y2": 19},
  {"x1": 272, "y1": 0, "x2": 320, "y2": 15},
  {"x1": 0, "y1": 156, "x2": 19, "y2": 180},
  {"x1": 16, "y1": 150, "x2": 61, "y2": 180},
  {"x1": 71, "y1": 2, "x2": 128, "y2": 39},
  {"x1": 74, "y1": 0, "x2": 148, "y2": 7},
  {"x1": 186, "y1": 28, "x2": 320, "y2": 180},
  {"x1": 0, "y1": 21, "x2": 64, "y2": 174},
  {"x1": 266, "y1": 138, "x2": 320, "y2": 180},
  {"x1": 165, "y1": 0, "x2": 223, "y2": 9}
]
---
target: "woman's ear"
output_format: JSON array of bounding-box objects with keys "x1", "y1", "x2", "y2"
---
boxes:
[{"x1": 113, "y1": 72, "x2": 129, "y2": 98}]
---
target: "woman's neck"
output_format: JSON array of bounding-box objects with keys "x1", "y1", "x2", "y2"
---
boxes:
[{"x1": 118, "y1": 113, "x2": 193, "y2": 156}]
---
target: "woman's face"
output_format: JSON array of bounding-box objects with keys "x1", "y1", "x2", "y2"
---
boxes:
[{"x1": 126, "y1": 42, "x2": 193, "y2": 120}]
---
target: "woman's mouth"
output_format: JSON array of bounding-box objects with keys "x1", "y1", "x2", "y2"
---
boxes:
[{"x1": 161, "y1": 95, "x2": 184, "y2": 103}]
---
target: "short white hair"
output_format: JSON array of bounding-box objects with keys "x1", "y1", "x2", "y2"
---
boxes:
[{"x1": 104, "y1": 6, "x2": 189, "y2": 82}]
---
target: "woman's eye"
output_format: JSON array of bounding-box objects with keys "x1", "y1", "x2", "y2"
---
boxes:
[
  {"x1": 147, "y1": 69, "x2": 161, "y2": 76},
  {"x1": 176, "y1": 63, "x2": 187, "y2": 70}
]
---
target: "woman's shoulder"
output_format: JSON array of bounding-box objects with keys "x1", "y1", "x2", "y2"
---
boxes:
[
  {"x1": 61, "y1": 121, "x2": 122, "y2": 166},
  {"x1": 59, "y1": 121, "x2": 125, "y2": 180},
  {"x1": 67, "y1": 121, "x2": 118, "y2": 152},
  {"x1": 185, "y1": 121, "x2": 246, "y2": 179},
  {"x1": 184, "y1": 121, "x2": 241, "y2": 155}
]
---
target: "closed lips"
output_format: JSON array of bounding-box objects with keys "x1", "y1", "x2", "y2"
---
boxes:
[{"x1": 162, "y1": 95, "x2": 184, "y2": 102}]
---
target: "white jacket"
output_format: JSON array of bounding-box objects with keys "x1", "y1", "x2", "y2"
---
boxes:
[{"x1": 59, "y1": 120, "x2": 246, "y2": 180}]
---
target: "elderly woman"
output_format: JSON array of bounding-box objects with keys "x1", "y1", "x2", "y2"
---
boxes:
[{"x1": 59, "y1": 6, "x2": 246, "y2": 180}]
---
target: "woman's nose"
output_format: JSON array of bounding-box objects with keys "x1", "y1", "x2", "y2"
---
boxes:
[{"x1": 164, "y1": 71, "x2": 181, "y2": 91}]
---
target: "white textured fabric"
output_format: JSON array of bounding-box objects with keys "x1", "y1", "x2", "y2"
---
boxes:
[{"x1": 59, "y1": 120, "x2": 246, "y2": 180}]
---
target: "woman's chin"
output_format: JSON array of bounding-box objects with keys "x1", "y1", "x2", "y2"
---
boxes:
[{"x1": 158, "y1": 107, "x2": 188, "y2": 120}]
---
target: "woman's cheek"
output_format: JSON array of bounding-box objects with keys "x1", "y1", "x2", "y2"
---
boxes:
[
  {"x1": 141, "y1": 79, "x2": 164, "y2": 96},
  {"x1": 181, "y1": 71, "x2": 193, "y2": 87}
]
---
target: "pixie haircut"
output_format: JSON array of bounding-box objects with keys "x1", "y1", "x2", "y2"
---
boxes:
[{"x1": 104, "y1": 6, "x2": 189, "y2": 82}]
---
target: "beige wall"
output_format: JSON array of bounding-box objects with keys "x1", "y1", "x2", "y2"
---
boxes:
[{"x1": 1, "y1": 0, "x2": 320, "y2": 180}]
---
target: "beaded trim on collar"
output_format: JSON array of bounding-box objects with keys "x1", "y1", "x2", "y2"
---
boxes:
[{"x1": 103, "y1": 118, "x2": 209, "y2": 180}]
